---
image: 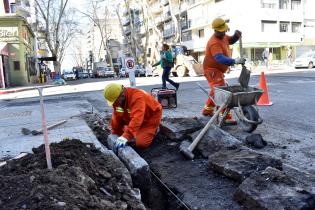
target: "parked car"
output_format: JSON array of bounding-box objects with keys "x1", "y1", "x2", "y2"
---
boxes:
[
  {"x1": 134, "y1": 65, "x2": 146, "y2": 77},
  {"x1": 145, "y1": 65, "x2": 160, "y2": 77},
  {"x1": 104, "y1": 67, "x2": 116, "y2": 78},
  {"x1": 78, "y1": 71, "x2": 89, "y2": 79},
  {"x1": 94, "y1": 67, "x2": 115, "y2": 78},
  {"x1": 294, "y1": 52, "x2": 315, "y2": 69},
  {"x1": 63, "y1": 71, "x2": 76, "y2": 80},
  {"x1": 119, "y1": 67, "x2": 128, "y2": 78}
]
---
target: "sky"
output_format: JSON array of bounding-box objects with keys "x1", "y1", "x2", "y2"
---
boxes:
[
  {"x1": 61, "y1": 0, "x2": 89, "y2": 70},
  {"x1": 61, "y1": 0, "x2": 121, "y2": 70}
]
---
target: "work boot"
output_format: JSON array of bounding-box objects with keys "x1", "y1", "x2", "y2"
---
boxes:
[
  {"x1": 202, "y1": 106, "x2": 214, "y2": 117},
  {"x1": 224, "y1": 112, "x2": 237, "y2": 125}
]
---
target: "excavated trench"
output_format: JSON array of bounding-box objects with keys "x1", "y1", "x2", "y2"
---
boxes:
[{"x1": 84, "y1": 113, "x2": 244, "y2": 210}]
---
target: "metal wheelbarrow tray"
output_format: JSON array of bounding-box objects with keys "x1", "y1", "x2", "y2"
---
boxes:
[{"x1": 214, "y1": 85, "x2": 263, "y2": 108}]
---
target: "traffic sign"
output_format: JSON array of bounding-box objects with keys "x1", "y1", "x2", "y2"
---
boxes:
[
  {"x1": 125, "y1": 57, "x2": 136, "y2": 87},
  {"x1": 125, "y1": 58, "x2": 135, "y2": 70}
]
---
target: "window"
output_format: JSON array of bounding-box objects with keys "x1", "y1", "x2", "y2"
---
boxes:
[
  {"x1": 291, "y1": 0, "x2": 301, "y2": 10},
  {"x1": 14, "y1": 61, "x2": 20, "y2": 71},
  {"x1": 261, "y1": 20, "x2": 277, "y2": 32},
  {"x1": 181, "y1": 14, "x2": 188, "y2": 30},
  {"x1": 292, "y1": 22, "x2": 301, "y2": 33},
  {"x1": 279, "y1": 0, "x2": 289, "y2": 9},
  {"x1": 261, "y1": 0, "x2": 276, "y2": 8},
  {"x1": 182, "y1": 31, "x2": 192, "y2": 41},
  {"x1": 280, "y1": 21, "x2": 289, "y2": 32},
  {"x1": 198, "y1": 29, "x2": 204, "y2": 38}
]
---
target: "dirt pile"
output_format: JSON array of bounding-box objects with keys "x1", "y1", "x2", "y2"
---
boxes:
[
  {"x1": 84, "y1": 113, "x2": 111, "y2": 146},
  {"x1": 0, "y1": 139, "x2": 145, "y2": 210}
]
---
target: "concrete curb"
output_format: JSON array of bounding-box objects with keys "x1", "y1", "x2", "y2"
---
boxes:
[
  {"x1": 107, "y1": 134, "x2": 151, "y2": 195},
  {"x1": 0, "y1": 84, "x2": 56, "y2": 95}
]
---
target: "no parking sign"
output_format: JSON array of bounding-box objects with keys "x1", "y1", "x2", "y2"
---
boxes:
[{"x1": 125, "y1": 57, "x2": 136, "y2": 87}]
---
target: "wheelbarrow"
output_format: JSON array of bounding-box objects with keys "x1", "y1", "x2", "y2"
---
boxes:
[
  {"x1": 197, "y1": 82, "x2": 263, "y2": 133},
  {"x1": 213, "y1": 85, "x2": 263, "y2": 132},
  {"x1": 180, "y1": 84, "x2": 263, "y2": 159}
]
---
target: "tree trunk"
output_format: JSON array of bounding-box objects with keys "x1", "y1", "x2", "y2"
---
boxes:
[{"x1": 53, "y1": 61, "x2": 61, "y2": 74}]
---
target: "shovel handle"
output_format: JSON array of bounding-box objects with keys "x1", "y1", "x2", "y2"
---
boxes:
[
  {"x1": 239, "y1": 36, "x2": 243, "y2": 58},
  {"x1": 188, "y1": 103, "x2": 227, "y2": 152},
  {"x1": 37, "y1": 120, "x2": 67, "y2": 133}
]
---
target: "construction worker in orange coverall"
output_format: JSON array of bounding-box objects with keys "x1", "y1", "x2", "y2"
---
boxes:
[
  {"x1": 202, "y1": 17, "x2": 246, "y2": 122},
  {"x1": 103, "y1": 83, "x2": 162, "y2": 151}
]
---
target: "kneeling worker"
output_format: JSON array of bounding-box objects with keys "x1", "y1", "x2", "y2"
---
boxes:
[{"x1": 103, "y1": 83, "x2": 162, "y2": 151}]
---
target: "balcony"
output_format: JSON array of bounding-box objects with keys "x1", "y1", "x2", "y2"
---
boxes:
[
  {"x1": 163, "y1": 27, "x2": 175, "y2": 38},
  {"x1": 164, "y1": 11, "x2": 172, "y2": 22},
  {"x1": 187, "y1": 18, "x2": 211, "y2": 30},
  {"x1": 123, "y1": 19, "x2": 130, "y2": 26},
  {"x1": 150, "y1": 2, "x2": 163, "y2": 15},
  {"x1": 125, "y1": 29, "x2": 131, "y2": 36}
]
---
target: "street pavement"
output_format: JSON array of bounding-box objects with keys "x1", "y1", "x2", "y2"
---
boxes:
[{"x1": 0, "y1": 67, "x2": 314, "y2": 173}]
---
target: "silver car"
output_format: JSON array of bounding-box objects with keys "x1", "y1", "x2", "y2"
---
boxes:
[{"x1": 294, "y1": 52, "x2": 315, "y2": 69}]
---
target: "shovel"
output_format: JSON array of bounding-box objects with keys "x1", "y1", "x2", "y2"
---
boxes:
[{"x1": 21, "y1": 120, "x2": 67, "y2": 136}]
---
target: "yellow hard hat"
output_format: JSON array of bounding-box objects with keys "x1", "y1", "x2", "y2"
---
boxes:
[
  {"x1": 212, "y1": 17, "x2": 229, "y2": 32},
  {"x1": 103, "y1": 83, "x2": 123, "y2": 106}
]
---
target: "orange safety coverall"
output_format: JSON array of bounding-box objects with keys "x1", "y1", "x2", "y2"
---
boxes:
[
  {"x1": 111, "y1": 88, "x2": 162, "y2": 149},
  {"x1": 203, "y1": 34, "x2": 233, "y2": 109}
]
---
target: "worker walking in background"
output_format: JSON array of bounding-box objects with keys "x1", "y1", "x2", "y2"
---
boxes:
[
  {"x1": 153, "y1": 43, "x2": 180, "y2": 90},
  {"x1": 202, "y1": 17, "x2": 245, "y2": 122},
  {"x1": 103, "y1": 83, "x2": 162, "y2": 151}
]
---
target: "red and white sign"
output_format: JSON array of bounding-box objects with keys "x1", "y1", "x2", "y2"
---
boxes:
[{"x1": 125, "y1": 57, "x2": 136, "y2": 87}]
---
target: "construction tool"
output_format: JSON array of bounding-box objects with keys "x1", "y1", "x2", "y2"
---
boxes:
[
  {"x1": 21, "y1": 120, "x2": 67, "y2": 136},
  {"x1": 238, "y1": 37, "x2": 251, "y2": 88},
  {"x1": 180, "y1": 102, "x2": 228, "y2": 159}
]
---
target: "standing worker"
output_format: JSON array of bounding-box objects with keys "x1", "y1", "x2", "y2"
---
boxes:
[
  {"x1": 153, "y1": 43, "x2": 180, "y2": 90},
  {"x1": 103, "y1": 83, "x2": 162, "y2": 151},
  {"x1": 202, "y1": 17, "x2": 245, "y2": 122}
]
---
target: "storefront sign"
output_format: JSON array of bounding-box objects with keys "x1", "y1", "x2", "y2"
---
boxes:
[{"x1": 0, "y1": 27, "x2": 19, "y2": 42}]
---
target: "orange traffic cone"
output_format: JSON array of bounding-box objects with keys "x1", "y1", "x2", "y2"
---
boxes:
[{"x1": 257, "y1": 71, "x2": 273, "y2": 106}]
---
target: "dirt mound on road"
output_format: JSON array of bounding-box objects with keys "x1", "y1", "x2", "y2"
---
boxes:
[{"x1": 0, "y1": 139, "x2": 145, "y2": 210}]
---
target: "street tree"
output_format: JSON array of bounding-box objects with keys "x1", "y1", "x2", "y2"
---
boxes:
[
  {"x1": 35, "y1": 0, "x2": 80, "y2": 73},
  {"x1": 71, "y1": 38, "x2": 85, "y2": 67},
  {"x1": 115, "y1": 0, "x2": 152, "y2": 67},
  {"x1": 79, "y1": 0, "x2": 114, "y2": 67}
]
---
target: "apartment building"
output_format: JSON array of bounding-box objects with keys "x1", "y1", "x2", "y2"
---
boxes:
[
  {"x1": 177, "y1": 0, "x2": 308, "y2": 64},
  {"x1": 133, "y1": 0, "x2": 314, "y2": 66},
  {"x1": 86, "y1": 13, "x2": 123, "y2": 68}
]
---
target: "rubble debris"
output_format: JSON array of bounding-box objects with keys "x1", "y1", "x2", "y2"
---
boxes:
[
  {"x1": 160, "y1": 117, "x2": 204, "y2": 140},
  {"x1": 208, "y1": 147, "x2": 282, "y2": 182},
  {"x1": 191, "y1": 125, "x2": 242, "y2": 158},
  {"x1": 234, "y1": 167, "x2": 315, "y2": 210},
  {"x1": 0, "y1": 139, "x2": 145, "y2": 210},
  {"x1": 245, "y1": 134, "x2": 267, "y2": 149}
]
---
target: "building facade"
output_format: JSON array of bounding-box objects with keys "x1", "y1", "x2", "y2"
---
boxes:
[
  {"x1": 0, "y1": 15, "x2": 35, "y2": 88},
  {"x1": 0, "y1": 0, "x2": 39, "y2": 88},
  {"x1": 86, "y1": 12, "x2": 123, "y2": 69},
  {"x1": 122, "y1": 0, "x2": 315, "y2": 67}
]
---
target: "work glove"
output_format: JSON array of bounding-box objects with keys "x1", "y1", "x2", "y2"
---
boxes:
[
  {"x1": 235, "y1": 30, "x2": 242, "y2": 37},
  {"x1": 234, "y1": 57, "x2": 246, "y2": 65},
  {"x1": 114, "y1": 136, "x2": 128, "y2": 152}
]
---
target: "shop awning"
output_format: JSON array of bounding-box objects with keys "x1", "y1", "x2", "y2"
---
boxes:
[{"x1": 0, "y1": 42, "x2": 9, "y2": 56}]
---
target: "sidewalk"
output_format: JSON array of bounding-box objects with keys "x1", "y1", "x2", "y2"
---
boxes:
[
  {"x1": 251, "y1": 64, "x2": 294, "y2": 72},
  {"x1": 0, "y1": 99, "x2": 102, "y2": 159},
  {"x1": 0, "y1": 83, "x2": 56, "y2": 95}
]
